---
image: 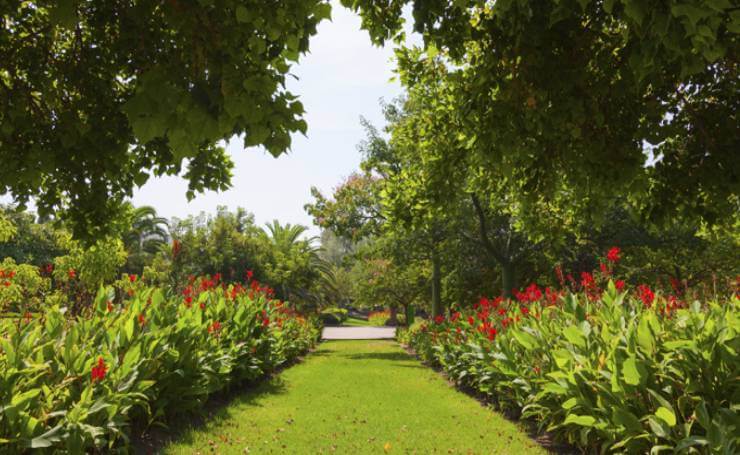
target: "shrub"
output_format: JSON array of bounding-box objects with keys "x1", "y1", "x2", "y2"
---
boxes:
[
  {"x1": 402, "y1": 282, "x2": 739, "y2": 453},
  {"x1": 0, "y1": 258, "x2": 50, "y2": 313},
  {"x1": 368, "y1": 310, "x2": 390, "y2": 326},
  {"x1": 0, "y1": 276, "x2": 320, "y2": 452},
  {"x1": 319, "y1": 307, "x2": 348, "y2": 325}
]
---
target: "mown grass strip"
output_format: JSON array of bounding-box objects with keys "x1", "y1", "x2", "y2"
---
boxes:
[{"x1": 163, "y1": 340, "x2": 545, "y2": 454}]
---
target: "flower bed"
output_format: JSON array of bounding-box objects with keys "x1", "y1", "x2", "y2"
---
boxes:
[
  {"x1": 0, "y1": 275, "x2": 320, "y2": 452},
  {"x1": 399, "y1": 281, "x2": 739, "y2": 452}
]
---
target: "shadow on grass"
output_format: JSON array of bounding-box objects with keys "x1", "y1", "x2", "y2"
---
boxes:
[
  {"x1": 132, "y1": 362, "x2": 297, "y2": 453},
  {"x1": 340, "y1": 350, "x2": 426, "y2": 369}
]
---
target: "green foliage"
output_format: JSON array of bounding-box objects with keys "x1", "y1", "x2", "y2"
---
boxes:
[
  {"x1": 0, "y1": 258, "x2": 50, "y2": 313},
  {"x1": 0, "y1": 207, "x2": 67, "y2": 266},
  {"x1": 0, "y1": 280, "x2": 320, "y2": 452},
  {"x1": 368, "y1": 310, "x2": 391, "y2": 326},
  {"x1": 319, "y1": 306, "x2": 348, "y2": 325},
  {"x1": 166, "y1": 207, "x2": 267, "y2": 286},
  {"x1": 0, "y1": 0, "x2": 332, "y2": 239},
  {"x1": 53, "y1": 236, "x2": 127, "y2": 290},
  {"x1": 260, "y1": 220, "x2": 324, "y2": 307},
  {"x1": 403, "y1": 288, "x2": 740, "y2": 453},
  {"x1": 122, "y1": 205, "x2": 169, "y2": 275},
  {"x1": 347, "y1": 0, "x2": 739, "y2": 226},
  {"x1": 350, "y1": 254, "x2": 427, "y2": 313}
]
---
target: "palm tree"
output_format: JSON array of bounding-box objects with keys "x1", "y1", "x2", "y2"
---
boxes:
[
  {"x1": 260, "y1": 220, "x2": 330, "y2": 306},
  {"x1": 124, "y1": 205, "x2": 169, "y2": 273}
]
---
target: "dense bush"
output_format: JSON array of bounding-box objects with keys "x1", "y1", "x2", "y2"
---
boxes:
[
  {"x1": 319, "y1": 306, "x2": 348, "y2": 325},
  {"x1": 0, "y1": 275, "x2": 320, "y2": 452},
  {"x1": 368, "y1": 310, "x2": 391, "y2": 326},
  {"x1": 399, "y1": 280, "x2": 739, "y2": 453}
]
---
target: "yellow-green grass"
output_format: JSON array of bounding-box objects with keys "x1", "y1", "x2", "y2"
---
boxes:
[{"x1": 163, "y1": 340, "x2": 545, "y2": 454}]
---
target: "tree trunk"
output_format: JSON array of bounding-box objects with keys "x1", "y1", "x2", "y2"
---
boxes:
[
  {"x1": 388, "y1": 305, "x2": 398, "y2": 326},
  {"x1": 502, "y1": 261, "x2": 515, "y2": 298},
  {"x1": 431, "y1": 249, "x2": 442, "y2": 317}
]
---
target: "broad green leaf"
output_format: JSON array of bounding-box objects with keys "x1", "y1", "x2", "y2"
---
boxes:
[
  {"x1": 564, "y1": 414, "x2": 596, "y2": 427},
  {"x1": 622, "y1": 357, "x2": 643, "y2": 386},
  {"x1": 612, "y1": 407, "x2": 643, "y2": 434},
  {"x1": 655, "y1": 407, "x2": 676, "y2": 427},
  {"x1": 636, "y1": 315, "x2": 655, "y2": 353},
  {"x1": 563, "y1": 325, "x2": 586, "y2": 348}
]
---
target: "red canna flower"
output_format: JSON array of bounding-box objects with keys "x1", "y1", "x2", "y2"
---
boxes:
[
  {"x1": 615, "y1": 280, "x2": 625, "y2": 291},
  {"x1": 434, "y1": 315, "x2": 445, "y2": 324},
  {"x1": 581, "y1": 271, "x2": 595, "y2": 289},
  {"x1": 246, "y1": 269, "x2": 254, "y2": 280},
  {"x1": 128, "y1": 274, "x2": 137, "y2": 283},
  {"x1": 497, "y1": 308, "x2": 506, "y2": 316},
  {"x1": 68, "y1": 268, "x2": 76, "y2": 279},
  {"x1": 599, "y1": 262, "x2": 610, "y2": 276},
  {"x1": 208, "y1": 320, "x2": 222, "y2": 335},
  {"x1": 8, "y1": 270, "x2": 15, "y2": 279},
  {"x1": 467, "y1": 316, "x2": 475, "y2": 325},
  {"x1": 138, "y1": 313, "x2": 146, "y2": 326},
  {"x1": 262, "y1": 317, "x2": 270, "y2": 328},
  {"x1": 607, "y1": 247, "x2": 621, "y2": 263},
  {"x1": 91, "y1": 357, "x2": 107, "y2": 382},
  {"x1": 486, "y1": 327, "x2": 497, "y2": 341},
  {"x1": 451, "y1": 311, "x2": 461, "y2": 322},
  {"x1": 637, "y1": 284, "x2": 655, "y2": 308}
]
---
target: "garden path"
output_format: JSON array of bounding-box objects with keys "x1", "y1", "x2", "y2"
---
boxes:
[
  {"x1": 322, "y1": 326, "x2": 396, "y2": 339},
  {"x1": 162, "y1": 340, "x2": 545, "y2": 454}
]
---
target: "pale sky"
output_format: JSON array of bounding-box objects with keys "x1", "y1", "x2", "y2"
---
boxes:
[{"x1": 131, "y1": 2, "x2": 414, "y2": 235}]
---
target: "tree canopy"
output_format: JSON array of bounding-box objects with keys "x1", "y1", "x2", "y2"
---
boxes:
[
  {"x1": 0, "y1": 0, "x2": 331, "y2": 239},
  {"x1": 344, "y1": 0, "x2": 739, "y2": 225}
]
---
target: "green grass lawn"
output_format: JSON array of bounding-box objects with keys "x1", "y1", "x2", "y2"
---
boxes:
[
  {"x1": 162, "y1": 340, "x2": 545, "y2": 454},
  {"x1": 342, "y1": 316, "x2": 373, "y2": 327}
]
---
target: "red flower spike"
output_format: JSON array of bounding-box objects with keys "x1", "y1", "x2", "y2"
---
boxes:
[
  {"x1": 607, "y1": 247, "x2": 621, "y2": 263},
  {"x1": 637, "y1": 284, "x2": 655, "y2": 308},
  {"x1": 208, "y1": 320, "x2": 222, "y2": 335},
  {"x1": 91, "y1": 357, "x2": 107, "y2": 382}
]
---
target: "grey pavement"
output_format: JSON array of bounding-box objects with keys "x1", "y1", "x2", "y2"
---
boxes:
[{"x1": 322, "y1": 326, "x2": 396, "y2": 340}]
